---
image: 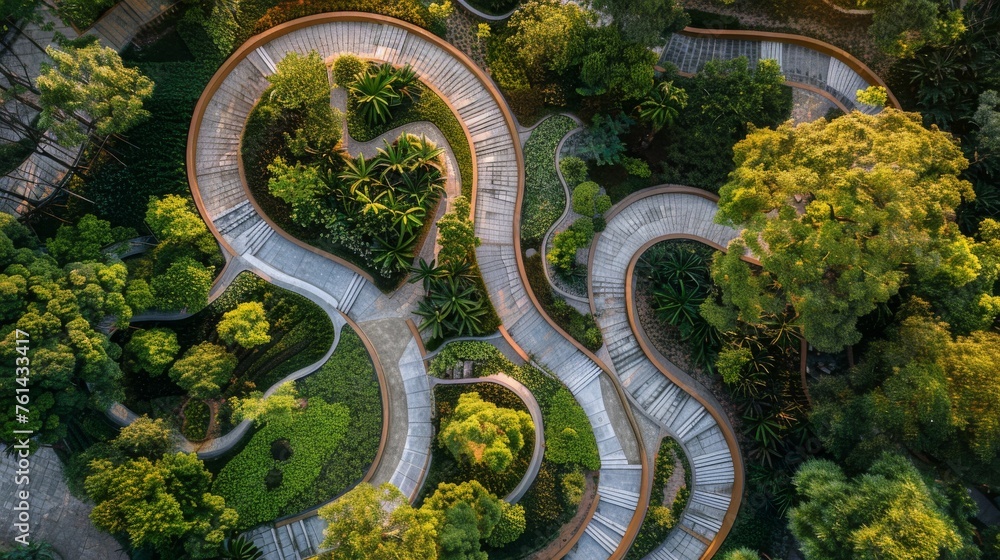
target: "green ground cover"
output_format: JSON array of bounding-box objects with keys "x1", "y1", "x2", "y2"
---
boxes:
[{"x1": 520, "y1": 115, "x2": 576, "y2": 248}]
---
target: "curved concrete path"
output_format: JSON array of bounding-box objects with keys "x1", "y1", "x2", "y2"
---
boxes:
[
  {"x1": 590, "y1": 186, "x2": 747, "y2": 560},
  {"x1": 431, "y1": 373, "x2": 545, "y2": 503},
  {"x1": 0, "y1": 0, "x2": 178, "y2": 215}
]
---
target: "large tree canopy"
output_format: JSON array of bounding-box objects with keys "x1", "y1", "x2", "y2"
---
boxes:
[
  {"x1": 437, "y1": 392, "x2": 534, "y2": 473},
  {"x1": 86, "y1": 452, "x2": 237, "y2": 559},
  {"x1": 318, "y1": 482, "x2": 438, "y2": 559},
  {"x1": 710, "y1": 109, "x2": 983, "y2": 352},
  {"x1": 36, "y1": 39, "x2": 154, "y2": 145},
  {"x1": 788, "y1": 454, "x2": 973, "y2": 560}
]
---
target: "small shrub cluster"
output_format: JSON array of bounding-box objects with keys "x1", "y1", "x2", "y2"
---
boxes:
[
  {"x1": 213, "y1": 399, "x2": 350, "y2": 529},
  {"x1": 547, "y1": 218, "x2": 594, "y2": 274},
  {"x1": 521, "y1": 116, "x2": 577, "y2": 248},
  {"x1": 524, "y1": 253, "x2": 603, "y2": 351},
  {"x1": 626, "y1": 437, "x2": 690, "y2": 559},
  {"x1": 182, "y1": 399, "x2": 210, "y2": 441}
]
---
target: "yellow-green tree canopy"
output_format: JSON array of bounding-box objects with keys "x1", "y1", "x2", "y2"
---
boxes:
[
  {"x1": 111, "y1": 415, "x2": 176, "y2": 460},
  {"x1": 145, "y1": 195, "x2": 217, "y2": 256},
  {"x1": 86, "y1": 452, "x2": 237, "y2": 559},
  {"x1": 217, "y1": 301, "x2": 271, "y2": 348},
  {"x1": 36, "y1": 39, "x2": 154, "y2": 145},
  {"x1": 712, "y1": 109, "x2": 981, "y2": 352},
  {"x1": 168, "y1": 342, "x2": 235, "y2": 399},
  {"x1": 789, "y1": 454, "x2": 969, "y2": 560},
  {"x1": 267, "y1": 50, "x2": 330, "y2": 110},
  {"x1": 319, "y1": 482, "x2": 438, "y2": 559},
  {"x1": 438, "y1": 392, "x2": 534, "y2": 472},
  {"x1": 421, "y1": 480, "x2": 503, "y2": 560},
  {"x1": 125, "y1": 328, "x2": 180, "y2": 376}
]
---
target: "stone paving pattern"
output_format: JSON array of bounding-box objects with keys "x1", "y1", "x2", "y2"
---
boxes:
[
  {"x1": 591, "y1": 190, "x2": 744, "y2": 560},
  {"x1": 0, "y1": 446, "x2": 126, "y2": 559}
]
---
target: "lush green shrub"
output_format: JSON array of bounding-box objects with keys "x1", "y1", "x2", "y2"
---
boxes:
[
  {"x1": 571, "y1": 181, "x2": 601, "y2": 215},
  {"x1": 547, "y1": 224, "x2": 590, "y2": 272},
  {"x1": 125, "y1": 328, "x2": 180, "y2": 377},
  {"x1": 544, "y1": 389, "x2": 601, "y2": 470},
  {"x1": 522, "y1": 116, "x2": 577, "y2": 247},
  {"x1": 561, "y1": 471, "x2": 585, "y2": 505},
  {"x1": 485, "y1": 502, "x2": 527, "y2": 547},
  {"x1": 523, "y1": 253, "x2": 603, "y2": 351},
  {"x1": 439, "y1": 392, "x2": 534, "y2": 473},
  {"x1": 559, "y1": 156, "x2": 588, "y2": 187},
  {"x1": 213, "y1": 399, "x2": 350, "y2": 529},
  {"x1": 58, "y1": 0, "x2": 115, "y2": 29},
  {"x1": 332, "y1": 54, "x2": 366, "y2": 87},
  {"x1": 182, "y1": 399, "x2": 210, "y2": 441},
  {"x1": 622, "y1": 156, "x2": 651, "y2": 178}
]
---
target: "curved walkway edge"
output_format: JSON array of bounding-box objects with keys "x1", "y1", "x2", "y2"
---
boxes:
[
  {"x1": 590, "y1": 185, "x2": 748, "y2": 560},
  {"x1": 431, "y1": 373, "x2": 545, "y2": 503}
]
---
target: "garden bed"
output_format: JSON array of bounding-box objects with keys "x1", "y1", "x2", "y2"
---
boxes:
[
  {"x1": 429, "y1": 342, "x2": 602, "y2": 558},
  {"x1": 525, "y1": 253, "x2": 603, "y2": 351},
  {"x1": 209, "y1": 323, "x2": 382, "y2": 529},
  {"x1": 118, "y1": 271, "x2": 335, "y2": 437},
  {"x1": 521, "y1": 115, "x2": 578, "y2": 249},
  {"x1": 418, "y1": 383, "x2": 535, "y2": 504},
  {"x1": 627, "y1": 438, "x2": 691, "y2": 559}
]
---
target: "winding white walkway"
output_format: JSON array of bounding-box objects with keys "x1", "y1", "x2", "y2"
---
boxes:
[{"x1": 590, "y1": 188, "x2": 745, "y2": 559}]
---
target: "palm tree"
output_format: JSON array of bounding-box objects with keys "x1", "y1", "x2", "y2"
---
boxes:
[
  {"x1": 373, "y1": 233, "x2": 416, "y2": 272},
  {"x1": 414, "y1": 299, "x2": 449, "y2": 339},
  {"x1": 392, "y1": 205, "x2": 426, "y2": 235},
  {"x1": 637, "y1": 81, "x2": 688, "y2": 148},
  {"x1": 376, "y1": 138, "x2": 416, "y2": 179},
  {"x1": 349, "y1": 69, "x2": 400, "y2": 126},
  {"x1": 221, "y1": 536, "x2": 263, "y2": 560},
  {"x1": 341, "y1": 154, "x2": 379, "y2": 195},
  {"x1": 430, "y1": 276, "x2": 485, "y2": 336},
  {"x1": 354, "y1": 186, "x2": 388, "y2": 215},
  {"x1": 410, "y1": 258, "x2": 445, "y2": 291},
  {"x1": 410, "y1": 134, "x2": 445, "y2": 171},
  {"x1": 392, "y1": 63, "x2": 419, "y2": 102}
]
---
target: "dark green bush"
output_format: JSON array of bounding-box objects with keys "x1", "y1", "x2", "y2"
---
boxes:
[{"x1": 182, "y1": 399, "x2": 211, "y2": 441}]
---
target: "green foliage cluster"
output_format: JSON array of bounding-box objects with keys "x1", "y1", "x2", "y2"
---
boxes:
[
  {"x1": 124, "y1": 327, "x2": 179, "y2": 376},
  {"x1": 543, "y1": 388, "x2": 600, "y2": 470},
  {"x1": 287, "y1": 326, "x2": 383, "y2": 512},
  {"x1": 559, "y1": 156, "x2": 588, "y2": 187},
  {"x1": 86, "y1": 452, "x2": 237, "y2": 559},
  {"x1": 344, "y1": 69, "x2": 474, "y2": 199},
  {"x1": 244, "y1": 59, "x2": 448, "y2": 285},
  {"x1": 213, "y1": 399, "x2": 350, "y2": 529},
  {"x1": 521, "y1": 115, "x2": 577, "y2": 247},
  {"x1": 546, "y1": 218, "x2": 594, "y2": 273},
  {"x1": 55, "y1": 0, "x2": 113, "y2": 28},
  {"x1": 182, "y1": 398, "x2": 210, "y2": 441},
  {"x1": 789, "y1": 454, "x2": 978, "y2": 560},
  {"x1": 869, "y1": 0, "x2": 966, "y2": 58},
  {"x1": 574, "y1": 113, "x2": 633, "y2": 167},
  {"x1": 412, "y1": 197, "x2": 500, "y2": 345},
  {"x1": 811, "y1": 300, "x2": 1000, "y2": 488},
  {"x1": 430, "y1": 342, "x2": 599, "y2": 554},
  {"x1": 627, "y1": 438, "x2": 690, "y2": 559},
  {"x1": 0, "y1": 215, "x2": 134, "y2": 446},
  {"x1": 347, "y1": 62, "x2": 419, "y2": 127},
  {"x1": 637, "y1": 240, "x2": 720, "y2": 372},
  {"x1": 439, "y1": 391, "x2": 534, "y2": 473},
  {"x1": 712, "y1": 109, "x2": 990, "y2": 353},
  {"x1": 422, "y1": 383, "x2": 533, "y2": 502},
  {"x1": 652, "y1": 58, "x2": 792, "y2": 192},
  {"x1": 524, "y1": 253, "x2": 603, "y2": 351},
  {"x1": 318, "y1": 482, "x2": 437, "y2": 559},
  {"x1": 45, "y1": 214, "x2": 135, "y2": 266},
  {"x1": 168, "y1": 342, "x2": 235, "y2": 400},
  {"x1": 486, "y1": 0, "x2": 678, "y2": 121}
]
